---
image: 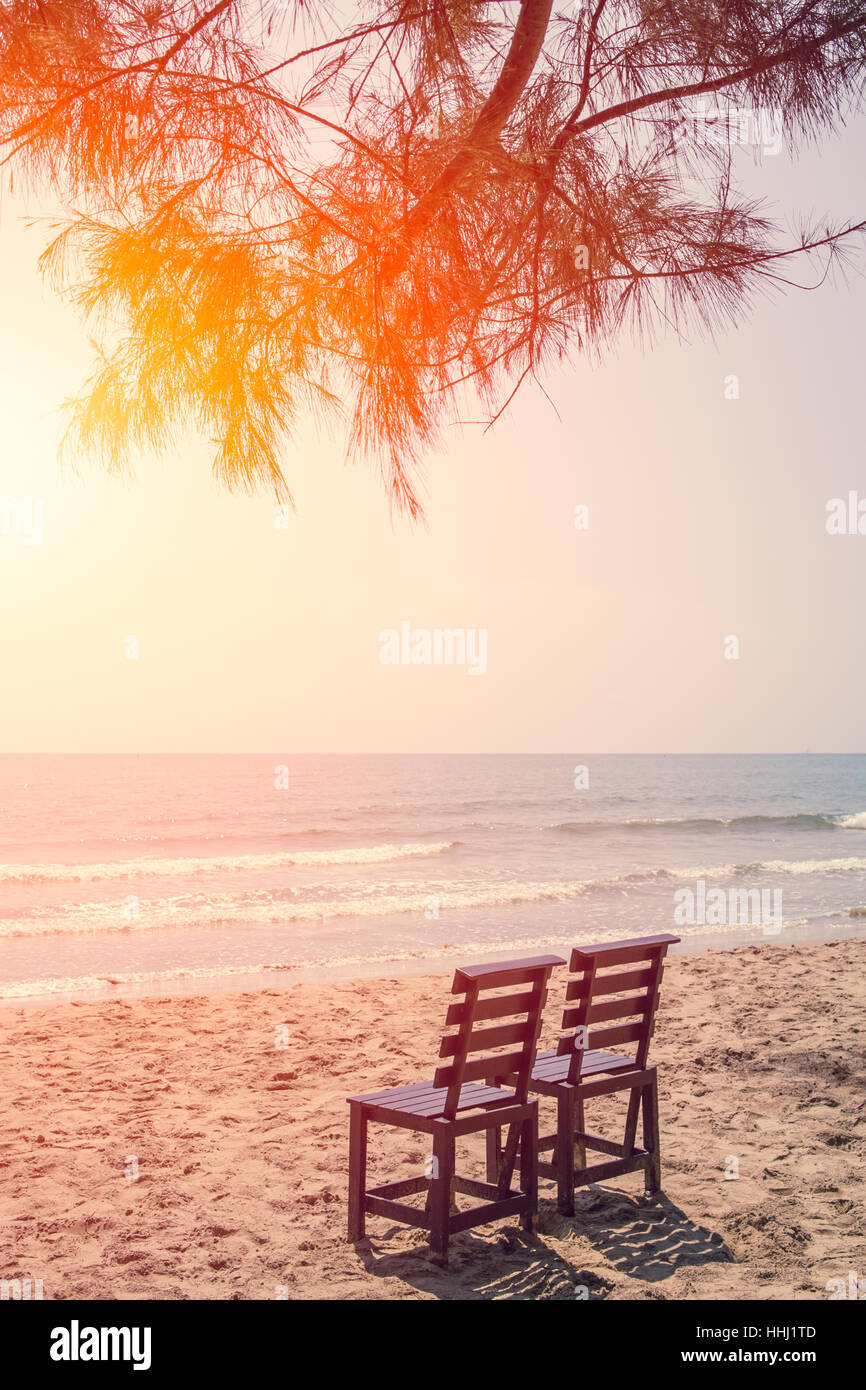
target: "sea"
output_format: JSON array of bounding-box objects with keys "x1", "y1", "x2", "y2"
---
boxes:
[{"x1": 1, "y1": 753, "x2": 865, "y2": 1005}]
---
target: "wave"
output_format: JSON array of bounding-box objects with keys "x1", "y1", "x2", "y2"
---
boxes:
[
  {"x1": 5, "y1": 855, "x2": 866, "y2": 938},
  {"x1": 0, "y1": 840, "x2": 457, "y2": 885},
  {"x1": 0, "y1": 879, "x2": 605, "y2": 937},
  {"x1": 645, "y1": 856, "x2": 866, "y2": 882},
  {"x1": 735, "y1": 856, "x2": 866, "y2": 876},
  {"x1": 832, "y1": 811, "x2": 866, "y2": 830},
  {"x1": 547, "y1": 812, "x2": 866, "y2": 834},
  {"x1": 85, "y1": 825, "x2": 339, "y2": 847}
]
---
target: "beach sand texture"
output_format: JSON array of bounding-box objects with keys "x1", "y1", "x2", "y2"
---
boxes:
[{"x1": 0, "y1": 939, "x2": 864, "y2": 1301}]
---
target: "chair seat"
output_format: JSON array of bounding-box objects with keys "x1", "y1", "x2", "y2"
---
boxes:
[
  {"x1": 531, "y1": 1047, "x2": 640, "y2": 1084},
  {"x1": 349, "y1": 1079, "x2": 520, "y2": 1120}
]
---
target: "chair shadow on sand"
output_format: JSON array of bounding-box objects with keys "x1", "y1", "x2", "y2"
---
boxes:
[
  {"x1": 567, "y1": 1186, "x2": 734, "y2": 1284},
  {"x1": 354, "y1": 1186, "x2": 733, "y2": 1299}
]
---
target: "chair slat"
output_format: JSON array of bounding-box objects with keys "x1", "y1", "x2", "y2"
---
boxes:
[
  {"x1": 588, "y1": 1020, "x2": 650, "y2": 1050},
  {"x1": 453, "y1": 955, "x2": 564, "y2": 993},
  {"x1": 434, "y1": 1049, "x2": 526, "y2": 1088},
  {"x1": 363, "y1": 1082, "x2": 511, "y2": 1116},
  {"x1": 561, "y1": 994, "x2": 651, "y2": 1028},
  {"x1": 569, "y1": 935, "x2": 678, "y2": 970},
  {"x1": 586, "y1": 994, "x2": 652, "y2": 1025},
  {"x1": 439, "y1": 1019, "x2": 533, "y2": 1058},
  {"x1": 462, "y1": 1050, "x2": 527, "y2": 1083},
  {"x1": 445, "y1": 988, "x2": 542, "y2": 1028},
  {"x1": 566, "y1": 966, "x2": 656, "y2": 1001},
  {"x1": 531, "y1": 1048, "x2": 637, "y2": 1078}
]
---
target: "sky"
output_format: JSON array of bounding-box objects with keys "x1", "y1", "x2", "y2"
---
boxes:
[{"x1": 0, "y1": 110, "x2": 865, "y2": 754}]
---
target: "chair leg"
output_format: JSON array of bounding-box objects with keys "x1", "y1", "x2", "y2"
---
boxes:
[
  {"x1": 485, "y1": 1123, "x2": 501, "y2": 1184},
  {"x1": 623, "y1": 1087, "x2": 641, "y2": 1158},
  {"x1": 519, "y1": 1107, "x2": 538, "y2": 1232},
  {"x1": 428, "y1": 1120, "x2": 454, "y2": 1261},
  {"x1": 574, "y1": 1095, "x2": 586, "y2": 1173},
  {"x1": 347, "y1": 1102, "x2": 367, "y2": 1242},
  {"x1": 556, "y1": 1087, "x2": 576, "y2": 1216},
  {"x1": 496, "y1": 1121, "x2": 522, "y2": 1198},
  {"x1": 642, "y1": 1073, "x2": 661, "y2": 1195}
]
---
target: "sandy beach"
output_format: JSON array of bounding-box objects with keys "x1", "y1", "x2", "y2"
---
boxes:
[{"x1": 0, "y1": 938, "x2": 864, "y2": 1301}]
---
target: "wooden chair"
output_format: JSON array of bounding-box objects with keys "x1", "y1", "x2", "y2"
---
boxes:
[
  {"x1": 486, "y1": 934, "x2": 679, "y2": 1216},
  {"x1": 347, "y1": 954, "x2": 565, "y2": 1261}
]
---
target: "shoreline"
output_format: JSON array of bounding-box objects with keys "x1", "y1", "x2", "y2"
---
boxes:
[
  {"x1": 1, "y1": 936, "x2": 864, "y2": 1300},
  {"x1": 3, "y1": 913, "x2": 866, "y2": 1010}
]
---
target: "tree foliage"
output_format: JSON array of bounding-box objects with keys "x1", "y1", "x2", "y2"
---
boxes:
[{"x1": 1, "y1": 0, "x2": 864, "y2": 512}]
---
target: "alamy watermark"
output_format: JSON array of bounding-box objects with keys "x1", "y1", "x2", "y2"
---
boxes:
[
  {"x1": 826, "y1": 492, "x2": 866, "y2": 535},
  {"x1": 379, "y1": 621, "x2": 487, "y2": 676},
  {"x1": 1, "y1": 1276, "x2": 43, "y2": 1299},
  {"x1": 674, "y1": 102, "x2": 783, "y2": 157},
  {"x1": 825, "y1": 1270, "x2": 865, "y2": 1299},
  {"x1": 674, "y1": 879, "x2": 783, "y2": 934},
  {"x1": 50, "y1": 1322, "x2": 152, "y2": 1370},
  {"x1": 0, "y1": 497, "x2": 43, "y2": 545}
]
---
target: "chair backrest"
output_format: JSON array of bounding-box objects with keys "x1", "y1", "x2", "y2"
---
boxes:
[
  {"x1": 557, "y1": 934, "x2": 680, "y2": 1084},
  {"x1": 433, "y1": 954, "x2": 566, "y2": 1119}
]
